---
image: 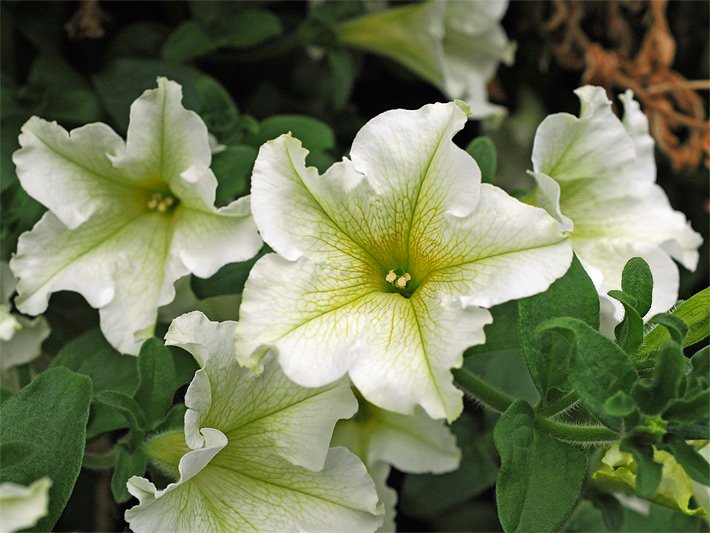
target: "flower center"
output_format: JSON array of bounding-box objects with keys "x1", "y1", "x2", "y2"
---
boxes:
[
  {"x1": 146, "y1": 191, "x2": 178, "y2": 213},
  {"x1": 385, "y1": 268, "x2": 414, "y2": 297}
]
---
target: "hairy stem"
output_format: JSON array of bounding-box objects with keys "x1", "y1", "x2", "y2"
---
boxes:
[{"x1": 452, "y1": 367, "x2": 514, "y2": 413}]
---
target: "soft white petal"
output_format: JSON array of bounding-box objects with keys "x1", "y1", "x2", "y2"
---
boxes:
[
  {"x1": 424, "y1": 184, "x2": 572, "y2": 309},
  {"x1": 528, "y1": 171, "x2": 574, "y2": 233},
  {"x1": 11, "y1": 210, "x2": 186, "y2": 354},
  {"x1": 109, "y1": 77, "x2": 217, "y2": 210},
  {"x1": 333, "y1": 403, "x2": 460, "y2": 474},
  {"x1": 532, "y1": 86, "x2": 636, "y2": 183},
  {"x1": 171, "y1": 195, "x2": 262, "y2": 278},
  {"x1": 0, "y1": 477, "x2": 52, "y2": 533},
  {"x1": 12, "y1": 118, "x2": 131, "y2": 229},
  {"x1": 0, "y1": 314, "x2": 50, "y2": 372},
  {"x1": 369, "y1": 463, "x2": 398, "y2": 533},
  {"x1": 0, "y1": 306, "x2": 20, "y2": 342},
  {"x1": 0, "y1": 262, "x2": 17, "y2": 304},
  {"x1": 127, "y1": 446, "x2": 382, "y2": 533},
  {"x1": 165, "y1": 310, "x2": 236, "y2": 368},
  {"x1": 619, "y1": 89, "x2": 655, "y2": 182}
]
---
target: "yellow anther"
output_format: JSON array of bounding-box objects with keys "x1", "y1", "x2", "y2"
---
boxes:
[
  {"x1": 395, "y1": 276, "x2": 408, "y2": 289},
  {"x1": 157, "y1": 202, "x2": 167, "y2": 213},
  {"x1": 164, "y1": 197, "x2": 174, "y2": 207},
  {"x1": 385, "y1": 270, "x2": 397, "y2": 283},
  {"x1": 147, "y1": 198, "x2": 158, "y2": 209}
]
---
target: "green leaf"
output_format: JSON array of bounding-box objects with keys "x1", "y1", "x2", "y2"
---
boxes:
[
  {"x1": 519, "y1": 255, "x2": 599, "y2": 402},
  {"x1": 161, "y1": 21, "x2": 218, "y2": 62},
  {"x1": 621, "y1": 257, "x2": 653, "y2": 317},
  {"x1": 620, "y1": 439, "x2": 663, "y2": 498},
  {"x1": 647, "y1": 313, "x2": 689, "y2": 346},
  {"x1": 218, "y1": 9, "x2": 282, "y2": 49},
  {"x1": 246, "y1": 115, "x2": 335, "y2": 153},
  {"x1": 399, "y1": 415, "x2": 497, "y2": 519},
  {"x1": 213, "y1": 145, "x2": 258, "y2": 205},
  {"x1": 664, "y1": 390, "x2": 709, "y2": 425},
  {"x1": 94, "y1": 391, "x2": 146, "y2": 452},
  {"x1": 633, "y1": 341, "x2": 688, "y2": 415},
  {"x1": 111, "y1": 447, "x2": 148, "y2": 504},
  {"x1": 0, "y1": 367, "x2": 92, "y2": 531},
  {"x1": 51, "y1": 328, "x2": 137, "y2": 395},
  {"x1": 494, "y1": 400, "x2": 587, "y2": 532},
  {"x1": 133, "y1": 338, "x2": 177, "y2": 430},
  {"x1": 639, "y1": 288, "x2": 709, "y2": 356},
  {"x1": 539, "y1": 317, "x2": 637, "y2": 430},
  {"x1": 608, "y1": 290, "x2": 644, "y2": 355},
  {"x1": 604, "y1": 391, "x2": 637, "y2": 417},
  {"x1": 466, "y1": 136, "x2": 497, "y2": 183},
  {"x1": 662, "y1": 436, "x2": 710, "y2": 485}
]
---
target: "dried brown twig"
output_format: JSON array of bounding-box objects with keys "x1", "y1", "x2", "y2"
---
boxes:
[
  {"x1": 537, "y1": 0, "x2": 709, "y2": 173},
  {"x1": 64, "y1": 0, "x2": 109, "y2": 40}
]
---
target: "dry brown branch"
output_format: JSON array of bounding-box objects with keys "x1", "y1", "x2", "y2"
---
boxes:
[
  {"x1": 64, "y1": 0, "x2": 109, "y2": 40},
  {"x1": 536, "y1": 0, "x2": 709, "y2": 173}
]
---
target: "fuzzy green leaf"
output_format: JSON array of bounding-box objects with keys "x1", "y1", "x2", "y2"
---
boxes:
[
  {"x1": 621, "y1": 257, "x2": 653, "y2": 317},
  {"x1": 633, "y1": 341, "x2": 688, "y2": 415},
  {"x1": 494, "y1": 401, "x2": 586, "y2": 532},
  {"x1": 466, "y1": 136, "x2": 497, "y2": 183},
  {"x1": 133, "y1": 338, "x2": 177, "y2": 430},
  {"x1": 247, "y1": 114, "x2": 335, "y2": 152},
  {"x1": 519, "y1": 255, "x2": 599, "y2": 403},
  {"x1": 608, "y1": 290, "x2": 644, "y2": 354},
  {"x1": 539, "y1": 317, "x2": 637, "y2": 430},
  {"x1": 0, "y1": 367, "x2": 92, "y2": 531},
  {"x1": 111, "y1": 447, "x2": 148, "y2": 504}
]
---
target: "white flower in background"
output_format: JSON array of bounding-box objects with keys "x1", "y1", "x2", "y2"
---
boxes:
[
  {"x1": 337, "y1": 0, "x2": 515, "y2": 120},
  {"x1": 10, "y1": 78, "x2": 262, "y2": 355},
  {"x1": 0, "y1": 477, "x2": 52, "y2": 533},
  {"x1": 332, "y1": 399, "x2": 461, "y2": 531},
  {"x1": 125, "y1": 312, "x2": 382, "y2": 532},
  {"x1": 235, "y1": 100, "x2": 571, "y2": 422},
  {"x1": 0, "y1": 262, "x2": 50, "y2": 391},
  {"x1": 529, "y1": 86, "x2": 702, "y2": 329}
]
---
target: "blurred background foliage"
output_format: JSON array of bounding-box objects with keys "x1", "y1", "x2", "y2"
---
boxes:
[{"x1": 0, "y1": 1, "x2": 707, "y2": 531}]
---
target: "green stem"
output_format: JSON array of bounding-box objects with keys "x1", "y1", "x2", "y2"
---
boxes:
[
  {"x1": 535, "y1": 417, "x2": 618, "y2": 442},
  {"x1": 454, "y1": 368, "x2": 619, "y2": 444},
  {"x1": 537, "y1": 391, "x2": 579, "y2": 418},
  {"x1": 83, "y1": 448, "x2": 119, "y2": 470},
  {"x1": 452, "y1": 367, "x2": 514, "y2": 413}
]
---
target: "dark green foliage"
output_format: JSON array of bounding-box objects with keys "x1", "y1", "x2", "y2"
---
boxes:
[
  {"x1": 0, "y1": 368, "x2": 92, "y2": 530},
  {"x1": 466, "y1": 136, "x2": 497, "y2": 183},
  {"x1": 494, "y1": 401, "x2": 587, "y2": 532}
]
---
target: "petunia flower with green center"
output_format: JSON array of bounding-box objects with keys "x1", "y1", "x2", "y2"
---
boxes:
[
  {"x1": 337, "y1": 0, "x2": 515, "y2": 120},
  {"x1": 125, "y1": 311, "x2": 382, "y2": 532},
  {"x1": 9, "y1": 78, "x2": 262, "y2": 355},
  {"x1": 529, "y1": 86, "x2": 702, "y2": 328},
  {"x1": 235, "y1": 100, "x2": 572, "y2": 422}
]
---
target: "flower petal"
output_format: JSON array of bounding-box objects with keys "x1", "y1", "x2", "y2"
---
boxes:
[
  {"x1": 109, "y1": 77, "x2": 217, "y2": 210},
  {"x1": 13, "y1": 117, "x2": 131, "y2": 229},
  {"x1": 532, "y1": 86, "x2": 636, "y2": 183},
  {"x1": 11, "y1": 210, "x2": 186, "y2": 354},
  {"x1": 421, "y1": 184, "x2": 572, "y2": 309},
  {"x1": 0, "y1": 477, "x2": 52, "y2": 533}
]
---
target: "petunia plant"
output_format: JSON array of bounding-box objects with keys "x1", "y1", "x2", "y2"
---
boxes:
[{"x1": 0, "y1": 3, "x2": 707, "y2": 530}]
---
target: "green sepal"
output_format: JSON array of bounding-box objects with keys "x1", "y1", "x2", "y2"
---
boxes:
[
  {"x1": 466, "y1": 136, "x2": 497, "y2": 183},
  {"x1": 608, "y1": 290, "x2": 644, "y2": 355},
  {"x1": 93, "y1": 391, "x2": 146, "y2": 452},
  {"x1": 604, "y1": 390, "x2": 637, "y2": 418},
  {"x1": 620, "y1": 439, "x2": 663, "y2": 498},
  {"x1": 0, "y1": 367, "x2": 92, "y2": 531},
  {"x1": 620, "y1": 257, "x2": 654, "y2": 317},
  {"x1": 494, "y1": 400, "x2": 587, "y2": 532},
  {"x1": 111, "y1": 447, "x2": 149, "y2": 504},
  {"x1": 661, "y1": 436, "x2": 710, "y2": 486},
  {"x1": 538, "y1": 317, "x2": 637, "y2": 430},
  {"x1": 133, "y1": 338, "x2": 177, "y2": 431},
  {"x1": 519, "y1": 255, "x2": 599, "y2": 403},
  {"x1": 632, "y1": 341, "x2": 689, "y2": 415}
]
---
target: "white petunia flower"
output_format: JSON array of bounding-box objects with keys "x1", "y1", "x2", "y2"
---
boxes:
[
  {"x1": 332, "y1": 398, "x2": 461, "y2": 531},
  {"x1": 0, "y1": 477, "x2": 52, "y2": 533},
  {"x1": 0, "y1": 262, "x2": 50, "y2": 391},
  {"x1": 235, "y1": 100, "x2": 572, "y2": 422},
  {"x1": 10, "y1": 78, "x2": 262, "y2": 355},
  {"x1": 337, "y1": 0, "x2": 515, "y2": 120},
  {"x1": 125, "y1": 311, "x2": 382, "y2": 532},
  {"x1": 529, "y1": 86, "x2": 702, "y2": 328}
]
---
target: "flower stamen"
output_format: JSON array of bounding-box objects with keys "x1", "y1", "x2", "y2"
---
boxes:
[
  {"x1": 147, "y1": 192, "x2": 178, "y2": 213},
  {"x1": 386, "y1": 269, "x2": 412, "y2": 292}
]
